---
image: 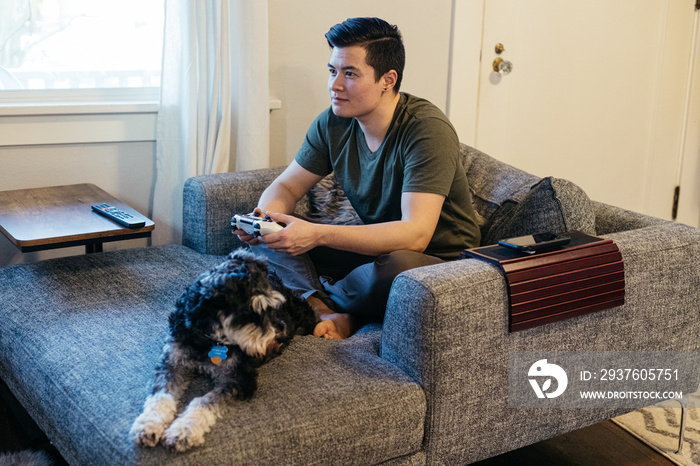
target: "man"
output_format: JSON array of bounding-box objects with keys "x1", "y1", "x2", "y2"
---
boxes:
[{"x1": 234, "y1": 17, "x2": 480, "y2": 339}]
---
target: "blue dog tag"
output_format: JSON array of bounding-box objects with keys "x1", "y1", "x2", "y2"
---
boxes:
[{"x1": 208, "y1": 345, "x2": 228, "y2": 365}]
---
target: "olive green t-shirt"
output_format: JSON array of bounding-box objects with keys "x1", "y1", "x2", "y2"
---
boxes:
[{"x1": 295, "y1": 93, "x2": 481, "y2": 259}]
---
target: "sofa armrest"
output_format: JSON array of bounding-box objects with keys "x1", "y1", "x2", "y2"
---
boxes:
[
  {"x1": 381, "y1": 221, "x2": 700, "y2": 465},
  {"x1": 593, "y1": 200, "x2": 668, "y2": 235},
  {"x1": 182, "y1": 167, "x2": 285, "y2": 255}
]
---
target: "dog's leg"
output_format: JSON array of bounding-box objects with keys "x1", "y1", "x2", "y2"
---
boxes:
[
  {"x1": 160, "y1": 386, "x2": 232, "y2": 452},
  {"x1": 129, "y1": 344, "x2": 192, "y2": 447},
  {"x1": 161, "y1": 364, "x2": 257, "y2": 452}
]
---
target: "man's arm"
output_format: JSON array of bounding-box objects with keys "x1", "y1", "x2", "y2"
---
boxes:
[
  {"x1": 258, "y1": 160, "x2": 324, "y2": 214},
  {"x1": 262, "y1": 191, "x2": 445, "y2": 256},
  {"x1": 233, "y1": 161, "x2": 323, "y2": 245}
]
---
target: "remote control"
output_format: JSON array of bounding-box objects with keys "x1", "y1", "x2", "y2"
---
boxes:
[
  {"x1": 91, "y1": 203, "x2": 146, "y2": 229},
  {"x1": 231, "y1": 213, "x2": 284, "y2": 237}
]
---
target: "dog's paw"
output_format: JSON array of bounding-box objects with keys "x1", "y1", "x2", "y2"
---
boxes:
[
  {"x1": 129, "y1": 393, "x2": 178, "y2": 448},
  {"x1": 129, "y1": 415, "x2": 168, "y2": 447},
  {"x1": 162, "y1": 420, "x2": 205, "y2": 452}
]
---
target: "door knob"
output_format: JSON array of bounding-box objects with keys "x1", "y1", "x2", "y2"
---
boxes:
[{"x1": 493, "y1": 57, "x2": 513, "y2": 75}]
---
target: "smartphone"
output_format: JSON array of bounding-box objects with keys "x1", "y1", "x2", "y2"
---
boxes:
[{"x1": 498, "y1": 232, "x2": 571, "y2": 254}]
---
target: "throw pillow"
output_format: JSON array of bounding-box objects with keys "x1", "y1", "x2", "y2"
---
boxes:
[
  {"x1": 304, "y1": 174, "x2": 363, "y2": 225},
  {"x1": 480, "y1": 176, "x2": 596, "y2": 246}
]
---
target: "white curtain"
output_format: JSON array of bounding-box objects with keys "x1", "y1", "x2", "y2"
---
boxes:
[{"x1": 152, "y1": 0, "x2": 270, "y2": 246}]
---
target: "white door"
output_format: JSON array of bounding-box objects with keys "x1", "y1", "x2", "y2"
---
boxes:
[{"x1": 451, "y1": 0, "x2": 700, "y2": 225}]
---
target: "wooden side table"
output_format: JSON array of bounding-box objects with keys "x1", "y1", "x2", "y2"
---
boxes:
[{"x1": 0, "y1": 184, "x2": 155, "y2": 254}]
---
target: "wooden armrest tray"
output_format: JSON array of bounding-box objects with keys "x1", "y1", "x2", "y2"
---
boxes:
[{"x1": 462, "y1": 231, "x2": 625, "y2": 332}]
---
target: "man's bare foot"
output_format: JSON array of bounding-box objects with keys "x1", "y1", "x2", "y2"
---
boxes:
[
  {"x1": 313, "y1": 313, "x2": 355, "y2": 340},
  {"x1": 306, "y1": 295, "x2": 355, "y2": 340}
]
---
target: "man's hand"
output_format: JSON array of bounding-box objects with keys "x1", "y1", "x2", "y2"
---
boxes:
[
  {"x1": 232, "y1": 209, "x2": 314, "y2": 253},
  {"x1": 232, "y1": 208, "x2": 265, "y2": 246},
  {"x1": 232, "y1": 229, "x2": 264, "y2": 247},
  {"x1": 259, "y1": 212, "x2": 317, "y2": 256},
  {"x1": 232, "y1": 161, "x2": 325, "y2": 250}
]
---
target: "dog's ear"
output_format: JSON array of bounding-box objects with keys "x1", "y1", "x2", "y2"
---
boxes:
[
  {"x1": 250, "y1": 290, "x2": 286, "y2": 314},
  {"x1": 169, "y1": 283, "x2": 211, "y2": 339}
]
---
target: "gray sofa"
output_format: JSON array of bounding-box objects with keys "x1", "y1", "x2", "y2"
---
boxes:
[{"x1": 1, "y1": 144, "x2": 698, "y2": 465}]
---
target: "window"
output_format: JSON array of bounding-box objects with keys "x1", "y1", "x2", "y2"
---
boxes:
[
  {"x1": 0, "y1": 0, "x2": 164, "y2": 96},
  {"x1": 0, "y1": 1, "x2": 164, "y2": 146}
]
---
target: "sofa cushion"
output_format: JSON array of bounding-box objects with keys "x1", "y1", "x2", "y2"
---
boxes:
[
  {"x1": 480, "y1": 176, "x2": 596, "y2": 245},
  {"x1": 0, "y1": 245, "x2": 425, "y2": 465}
]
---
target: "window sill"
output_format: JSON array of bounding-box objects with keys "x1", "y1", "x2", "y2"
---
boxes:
[{"x1": 0, "y1": 100, "x2": 159, "y2": 117}]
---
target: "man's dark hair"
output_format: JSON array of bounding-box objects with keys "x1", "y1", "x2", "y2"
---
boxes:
[{"x1": 325, "y1": 17, "x2": 405, "y2": 92}]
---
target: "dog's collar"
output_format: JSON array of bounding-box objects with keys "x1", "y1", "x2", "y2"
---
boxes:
[
  {"x1": 192, "y1": 328, "x2": 230, "y2": 364},
  {"x1": 192, "y1": 327, "x2": 228, "y2": 346}
]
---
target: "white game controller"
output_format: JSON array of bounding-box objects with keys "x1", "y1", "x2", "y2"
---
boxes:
[{"x1": 232, "y1": 213, "x2": 285, "y2": 237}]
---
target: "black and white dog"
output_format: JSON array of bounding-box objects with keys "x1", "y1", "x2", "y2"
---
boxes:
[{"x1": 129, "y1": 249, "x2": 318, "y2": 452}]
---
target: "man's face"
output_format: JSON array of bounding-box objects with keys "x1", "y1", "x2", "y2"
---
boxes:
[{"x1": 327, "y1": 45, "x2": 384, "y2": 121}]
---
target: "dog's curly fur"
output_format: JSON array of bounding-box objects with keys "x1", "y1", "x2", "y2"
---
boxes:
[{"x1": 129, "y1": 249, "x2": 318, "y2": 452}]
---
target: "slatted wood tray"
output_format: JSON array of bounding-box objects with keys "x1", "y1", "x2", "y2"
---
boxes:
[{"x1": 461, "y1": 231, "x2": 625, "y2": 332}]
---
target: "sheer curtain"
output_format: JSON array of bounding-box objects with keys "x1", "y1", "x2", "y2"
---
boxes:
[{"x1": 152, "y1": 0, "x2": 270, "y2": 246}]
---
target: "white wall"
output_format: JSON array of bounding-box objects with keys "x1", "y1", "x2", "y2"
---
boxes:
[{"x1": 268, "y1": 0, "x2": 455, "y2": 166}]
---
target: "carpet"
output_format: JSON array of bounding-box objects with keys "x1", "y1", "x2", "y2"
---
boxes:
[{"x1": 612, "y1": 387, "x2": 700, "y2": 466}]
